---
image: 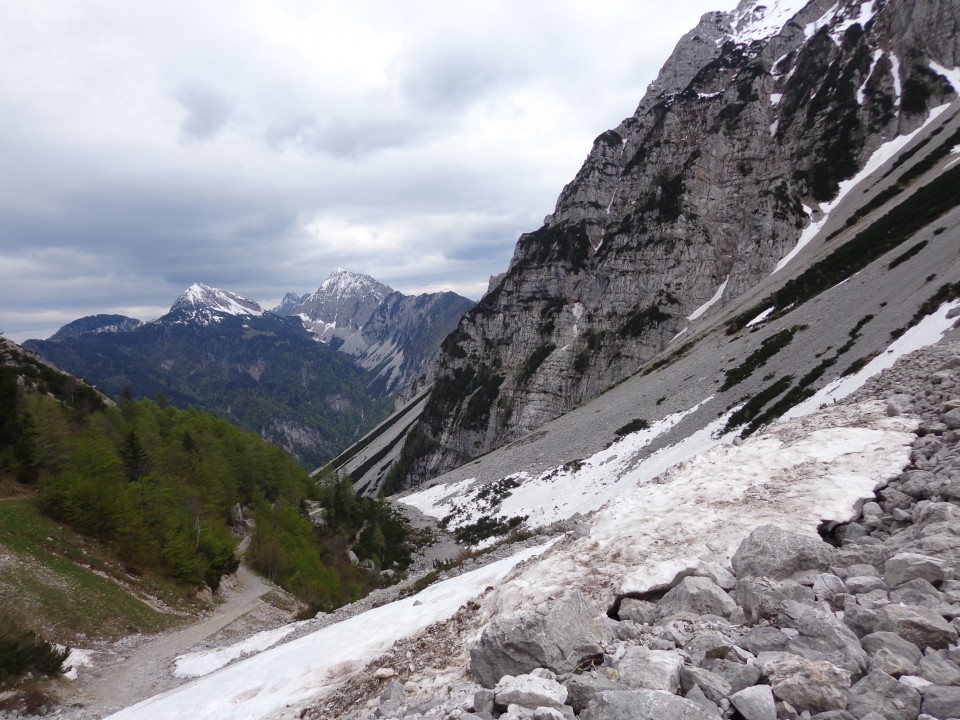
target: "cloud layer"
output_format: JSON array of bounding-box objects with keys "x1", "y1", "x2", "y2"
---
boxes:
[{"x1": 0, "y1": 0, "x2": 729, "y2": 342}]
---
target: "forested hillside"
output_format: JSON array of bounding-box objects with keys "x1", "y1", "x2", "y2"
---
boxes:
[{"x1": 0, "y1": 337, "x2": 416, "y2": 679}]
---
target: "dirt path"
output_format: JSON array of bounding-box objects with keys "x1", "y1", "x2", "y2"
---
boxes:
[{"x1": 60, "y1": 563, "x2": 273, "y2": 718}]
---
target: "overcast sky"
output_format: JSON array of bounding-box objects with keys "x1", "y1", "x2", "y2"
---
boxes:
[{"x1": 1, "y1": 0, "x2": 733, "y2": 342}]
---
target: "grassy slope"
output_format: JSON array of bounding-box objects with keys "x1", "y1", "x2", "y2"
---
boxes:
[{"x1": 0, "y1": 493, "x2": 196, "y2": 644}]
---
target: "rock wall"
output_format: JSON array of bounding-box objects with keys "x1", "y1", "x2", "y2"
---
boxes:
[{"x1": 392, "y1": 0, "x2": 960, "y2": 487}]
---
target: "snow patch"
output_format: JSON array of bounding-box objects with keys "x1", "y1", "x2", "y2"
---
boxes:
[
  {"x1": 890, "y1": 53, "x2": 902, "y2": 108},
  {"x1": 857, "y1": 49, "x2": 884, "y2": 105},
  {"x1": 770, "y1": 93, "x2": 782, "y2": 106},
  {"x1": 687, "y1": 276, "x2": 729, "y2": 321},
  {"x1": 106, "y1": 542, "x2": 556, "y2": 720},
  {"x1": 502, "y1": 400, "x2": 915, "y2": 605},
  {"x1": 62, "y1": 647, "x2": 94, "y2": 681},
  {"x1": 929, "y1": 60, "x2": 960, "y2": 95},
  {"x1": 671, "y1": 328, "x2": 688, "y2": 343},
  {"x1": 729, "y1": 0, "x2": 809, "y2": 45},
  {"x1": 173, "y1": 623, "x2": 307, "y2": 679},
  {"x1": 774, "y1": 104, "x2": 951, "y2": 273},
  {"x1": 745, "y1": 306, "x2": 775, "y2": 327},
  {"x1": 403, "y1": 398, "x2": 719, "y2": 533},
  {"x1": 784, "y1": 299, "x2": 960, "y2": 421}
]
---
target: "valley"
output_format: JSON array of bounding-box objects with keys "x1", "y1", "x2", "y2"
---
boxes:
[{"x1": 3, "y1": 0, "x2": 960, "y2": 718}]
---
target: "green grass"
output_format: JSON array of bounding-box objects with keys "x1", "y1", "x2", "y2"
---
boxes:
[{"x1": 0, "y1": 498, "x2": 187, "y2": 643}]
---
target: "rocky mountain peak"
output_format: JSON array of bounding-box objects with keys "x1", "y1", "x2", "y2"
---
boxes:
[{"x1": 166, "y1": 283, "x2": 265, "y2": 324}]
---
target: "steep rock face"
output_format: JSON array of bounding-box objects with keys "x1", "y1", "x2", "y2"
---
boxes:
[
  {"x1": 394, "y1": 0, "x2": 960, "y2": 486},
  {"x1": 277, "y1": 270, "x2": 474, "y2": 397}
]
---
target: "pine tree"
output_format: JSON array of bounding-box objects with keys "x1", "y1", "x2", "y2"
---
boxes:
[{"x1": 120, "y1": 431, "x2": 150, "y2": 481}]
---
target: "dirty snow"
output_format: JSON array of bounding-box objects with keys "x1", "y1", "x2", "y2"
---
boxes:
[
  {"x1": 173, "y1": 622, "x2": 307, "y2": 679},
  {"x1": 784, "y1": 299, "x2": 960, "y2": 421},
  {"x1": 491, "y1": 399, "x2": 915, "y2": 609},
  {"x1": 687, "y1": 277, "x2": 729, "y2": 321},
  {"x1": 774, "y1": 104, "x2": 951, "y2": 273},
  {"x1": 106, "y1": 542, "x2": 555, "y2": 720},
  {"x1": 63, "y1": 648, "x2": 95, "y2": 681},
  {"x1": 402, "y1": 398, "x2": 717, "y2": 532},
  {"x1": 930, "y1": 60, "x2": 960, "y2": 95}
]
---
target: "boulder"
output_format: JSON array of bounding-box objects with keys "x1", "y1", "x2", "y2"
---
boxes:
[
  {"x1": 707, "y1": 658, "x2": 762, "y2": 693},
  {"x1": 889, "y1": 578, "x2": 944, "y2": 608},
  {"x1": 846, "y1": 576, "x2": 888, "y2": 595},
  {"x1": 729, "y1": 685, "x2": 776, "y2": 720},
  {"x1": 736, "y1": 626, "x2": 790, "y2": 655},
  {"x1": 874, "y1": 604, "x2": 959, "y2": 650},
  {"x1": 617, "y1": 646, "x2": 683, "y2": 693},
  {"x1": 494, "y1": 674, "x2": 568, "y2": 710},
  {"x1": 581, "y1": 689, "x2": 717, "y2": 720},
  {"x1": 861, "y1": 632, "x2": 922, "y2": 671},
  {"x1": 732, "y1": 525, "x2": 833, "y2": 581},
  {"x1": 685, "y1": 630, "x2": 736, "y2": 665},
  {"x1": 778, "y1": 600, "x2": 868, "y2": 675},
  {"x1": 764, "y1": 654, "x2": 851, "y2": 713},
  {"x1": 884, "y1": 553, "x2": 949, "y2": 589},
  {"x1": 617, "y1": 598, "x2": 658, "y2": 625},
  {"x1": 658, "y1": 577, "x2": 739, "y2": 620},
  {"x1": 920, "y1": 685, "x2": 960, "y2": 719},
  {"x1": 470, "y1": 590, "x2": 613, "y2": 687},
  {"x1": 916, "y1": 652, "x2": 960, "y2": 686},
  {"x1": 846, "y1": 670, "x2": 921, "y2": 720},
  {"x1": 378, "y1": 680, "x2": 407, "y2": 717},
  {"x1": 678, "y1": 665, "x2": 732, "y2": 704},
  {"x1": 562, "y1": 673, "x2": 619, "y2": 713},
  {"x1": 736, "y1": 577, "x2": 816, "y2": 624}
]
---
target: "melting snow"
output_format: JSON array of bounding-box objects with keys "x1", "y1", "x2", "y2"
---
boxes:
[
  {"x1": 745, "y1": 306, "x2": 775, "y2": 327},
  {"x1": 173, "y1": 623, "x2": 307, "y2": 679},
  {"x1": 402, "y1": 398, "x2": 718, "y2": 532},
  {"x1": 687, "y1": 276, "x2": 729, "y2": 321},
  {"x1": 890, "y1": 53, "x2": 902, "y2": 108},
  {"x1": 106, "y1": 542, "x2": 555, "y2": 720},
  {"x1": 488, "y1": 399, "x2": 915, "y2": 610},
  {"x1": 857, "y1": 49, "x2": 884, "y2": 105},
  {"x1": 784, "y1": 299, "x2": 960, "y2": 421},
  {"x1": 773, "y1": 104, "x2": 951, "y2": 273},
  {"x1": 929, "y1": 60, "x2": 960, "y2": 95}
]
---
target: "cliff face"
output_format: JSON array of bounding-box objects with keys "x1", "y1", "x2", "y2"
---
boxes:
[{"x1": 393, "y1": 0, "x2": 960, "y2": 486}]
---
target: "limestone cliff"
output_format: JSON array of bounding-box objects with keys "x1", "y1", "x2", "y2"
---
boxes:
[{"x1": 390, "y1": 0, "x2": 960, "y2": 487}]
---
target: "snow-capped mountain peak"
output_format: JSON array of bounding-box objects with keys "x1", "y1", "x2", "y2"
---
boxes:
[
  {"x1": 167, "y1": 283, "x2": 265, "y2": 324},
  {"x1": 315, "y1": 268, "x2": 393, "y2": 303},
  {"x1": 726, "y1": 0, "x2": 809, "y2": 44}
]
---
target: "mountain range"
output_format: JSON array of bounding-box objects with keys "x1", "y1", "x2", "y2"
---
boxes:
[
  {"x1": 24, "y1": 273, "x2": 473, "y2": 467},
  {"x1": 7, "y1": 0, "x2": 960, "y2": 718}
]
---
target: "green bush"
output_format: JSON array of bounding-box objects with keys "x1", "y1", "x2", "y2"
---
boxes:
[{"x1": 0, "y1": 614, "x2": 69, "y2": 687}]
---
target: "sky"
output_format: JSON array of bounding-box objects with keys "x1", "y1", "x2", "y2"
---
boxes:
[{"x1": 1, "y1": 0, "x2": 734, "y2": 343}]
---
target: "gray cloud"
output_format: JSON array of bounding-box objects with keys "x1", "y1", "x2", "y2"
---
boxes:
[{"x1": 0, "y1": 0, "x2": 732, "y2": 343}]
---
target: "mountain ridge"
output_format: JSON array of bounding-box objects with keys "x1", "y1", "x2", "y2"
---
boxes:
[{"x1": 382, "y1": 0, "x2": 960, "y2": 489}]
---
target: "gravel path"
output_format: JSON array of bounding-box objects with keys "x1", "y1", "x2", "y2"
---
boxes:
[{"x1": 56, "y1": 563, "x2": 275, "y2": 719}]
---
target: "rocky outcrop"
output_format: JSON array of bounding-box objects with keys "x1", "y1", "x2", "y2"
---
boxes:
[
  {"x1": 276, "y1": 269, "x2": 474, "y2": 398},
  {"x1": 390, "y1": 0, "x2": 960, "y2": 487}
]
